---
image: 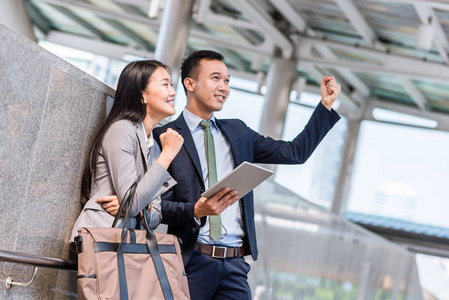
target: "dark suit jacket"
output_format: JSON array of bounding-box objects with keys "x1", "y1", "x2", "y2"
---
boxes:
[{"x1": 154, "y1": 102, "x2": 340, "y2": 265}]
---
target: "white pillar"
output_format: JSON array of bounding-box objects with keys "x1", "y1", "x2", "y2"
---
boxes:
[
  {"x1": 259, "y1": 57, "x2": 297, "y2": 139},
  {"x1": 258, "y1": 57, "x2": 296, "y2": 172},
  {"x1": 154, "y1": 0, "x2": 195, "y2": 86},
  {"x1": 330, "y1": 119, "x2": 362, "y2": 215},
  {"x1": 1, "y1": 0, "x2": 36, "y2": 42}
]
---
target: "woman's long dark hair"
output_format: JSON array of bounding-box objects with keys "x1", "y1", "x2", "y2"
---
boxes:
[{"x1": 80, "y1": 60, "x2": 170, "y2": 204}]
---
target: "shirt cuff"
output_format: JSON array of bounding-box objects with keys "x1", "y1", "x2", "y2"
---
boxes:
[{"x1": 194, "y1": 216, "x2": 201, "y2": 227}]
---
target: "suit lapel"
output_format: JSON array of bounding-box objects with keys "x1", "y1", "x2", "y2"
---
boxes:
[
  {"x1": 216, "y1": 119, "x2": 241, "y2": 168},
  {"x1": 175, "y1": 113, "x2": 204, "y2": 183},
  {"x1": 134, "y1": 121, "x2": 149, "y2": 168}
]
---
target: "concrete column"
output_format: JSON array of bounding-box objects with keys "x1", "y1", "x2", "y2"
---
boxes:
[
  {"x1": 154, "y1": 0, "x2": 194, "y2": 86},
  {"x1": 356, "y1": 245, "x2": 374, "y2": 300},
  {"x1": 330, "y1": 119, "x2": 362, "y2": 215},
  {"x1": 259, "y1": 57, "x2": 297, "y2": 139},
  {"x1": 1, "y1": 0, "x2": 36, "y2": 42}
]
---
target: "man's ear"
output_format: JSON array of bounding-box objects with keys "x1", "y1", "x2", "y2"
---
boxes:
[{"x1": 184, "y1": 77, "x2": 195, "y2": 92}]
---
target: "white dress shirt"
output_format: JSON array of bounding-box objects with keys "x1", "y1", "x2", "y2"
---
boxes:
[{"x1": 183, "y1": 108, "x2": 244, "y2": 247}]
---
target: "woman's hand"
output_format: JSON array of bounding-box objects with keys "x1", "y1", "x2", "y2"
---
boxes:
[
  {"x1": 157, "y1": 128, "x2": 184, "y2": 169},
  {"x1": 96, "y1": 195, "x2": 122, "y2": 216}
]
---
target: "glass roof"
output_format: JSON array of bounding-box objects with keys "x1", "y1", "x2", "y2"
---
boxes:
[{"x1": 23, "y1": 0, "x2": 449, "y2": 116}]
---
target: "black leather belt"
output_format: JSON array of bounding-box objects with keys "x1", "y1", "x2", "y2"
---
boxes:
[{"x1": 194, "y1": 243, "x2": 244, "y2": 258}]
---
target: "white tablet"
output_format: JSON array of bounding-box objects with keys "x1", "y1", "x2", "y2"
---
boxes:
[{"x1": 201, "y1": 161, "x2": 273, "y2": 199}]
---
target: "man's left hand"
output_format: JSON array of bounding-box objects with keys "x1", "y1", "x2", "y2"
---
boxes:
[{"x1": 320, "y1": 76, "x2": 341, "y2": 110}]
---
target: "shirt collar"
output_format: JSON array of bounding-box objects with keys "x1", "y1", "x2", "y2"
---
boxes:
[
  {"x1": 142, "y1": 123, "x2": 154, "y2": 151},
  {"x1": 183, "y1": 108, "x2": 217, "y2": 133}
]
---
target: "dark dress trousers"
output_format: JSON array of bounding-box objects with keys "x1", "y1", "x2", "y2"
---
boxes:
[{"x1": 153, "y1": 102, "x2": 340, "y2": 265}]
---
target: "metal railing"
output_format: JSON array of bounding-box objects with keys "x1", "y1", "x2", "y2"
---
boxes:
[{"x1": 0, "y1": 249, "x2": 77, "y2": 289}]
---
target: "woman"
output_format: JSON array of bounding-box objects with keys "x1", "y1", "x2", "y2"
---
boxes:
[{"x1": 71, "y1": 60, "x2": 183, "y2": 241}]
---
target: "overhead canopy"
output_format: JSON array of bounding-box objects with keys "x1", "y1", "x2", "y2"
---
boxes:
[{"x1": 22, "y1": 0, "x2": 449, "y2": 129}]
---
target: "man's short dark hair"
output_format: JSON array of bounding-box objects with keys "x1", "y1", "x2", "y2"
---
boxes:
[{"x1": 180, "y1": 50, "x2": 224, "y2": 94}]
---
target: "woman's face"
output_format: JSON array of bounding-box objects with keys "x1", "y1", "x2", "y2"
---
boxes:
[{"x1": 142, "y1": 67, "x2": 176, "y2": 121}]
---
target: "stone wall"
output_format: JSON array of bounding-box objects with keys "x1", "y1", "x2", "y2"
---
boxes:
[{"x1": 0, "y1": 24, "x2": 114, "y2": 299}]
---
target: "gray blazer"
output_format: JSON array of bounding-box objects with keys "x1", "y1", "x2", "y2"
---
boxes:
[{"x1": 70, "y1": 120, "x2": 176, "y2": 241}]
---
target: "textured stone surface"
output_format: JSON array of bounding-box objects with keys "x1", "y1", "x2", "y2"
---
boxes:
[
  {"x1": 14, "y1": 68, "x2": 97, "y2": 255},
  {"x1": 0, "y1": 29, "x2": 53, "y2": 252},
  {"x1": 0, "y1": 24, "x2": 113, "y2": 299}
]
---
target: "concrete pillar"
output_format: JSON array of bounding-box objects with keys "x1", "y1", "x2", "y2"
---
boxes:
[
  {"x1": 154, "y1": 0, "x2": 194, "y2": 86},
  {"x1": 330, "y1": 119, "x2": 362, "y2": 215},
  {"x1": 259, "y1": 57, "x2": 297, "y2": 139},
  {"x1": 1, "y1": 0, "x2": 36, "y2": 42}
]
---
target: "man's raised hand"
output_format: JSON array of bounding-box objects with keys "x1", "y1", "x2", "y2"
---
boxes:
[{"x1": 320, "y1": 75, "x2": 341, "y2": 110}]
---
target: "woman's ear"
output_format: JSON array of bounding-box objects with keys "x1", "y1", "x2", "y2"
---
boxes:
[
  {"x1": 184, "y1": 77, "x2": 195, "y2": 92},
  {"x1": 142, "y1": 97, "x2": 147, "y2": 104}
]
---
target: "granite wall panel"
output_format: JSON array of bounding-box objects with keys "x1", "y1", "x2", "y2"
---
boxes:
[{"x1": 0, "y1": 24, "x2": 114, "y2": 299}]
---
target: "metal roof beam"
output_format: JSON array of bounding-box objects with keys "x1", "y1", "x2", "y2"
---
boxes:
[
  {"x1": 299, "y1": 54, "x2": 449, "y2": 84},
  {"x1": 398, "y1": 78, "x2": 427, "y2": 110},
  {"x1": 299, "y1": 36, "x2": 449, "y2": 84},
  {"x1": 384, "y1": 0, "x2": 449, "y2": 12},
  {"x1": 44, "y1": 30, "x2": 250, "y2": 74},
  {"x1": 45, "y1": 30, "x2": 154, "y2": 60},
  {"x1": 39, "y1": 0, "x2": 449, "y2": 85},
  {"x1": 44, "y1": 30, "x2": 361, "y2": 114},
  {"x1": 191, "y1": 0, "x2": 260, "y2": 31},
  {"x1": 204, "y1": 12, "x2": 260, "y2": 31},
  {"x1": 413, "y1": 3, "x2": 449, "y2": 63},
  {"x1": 267, "y1": 0, "x2": 307, "y2": 33},
  {"x1": 334, "y1": 0, "x2": 385, "y2": 50},
  {"x1": 189, "y1": 30, "x2": 272, "y2": 56},
  {"x1": 269, "y1": 0, "x2": 370, "y2": 107},
  {"x1": 227, "y1": 0, "x2": 293, "y2": 58},
  {"x1": 333, "y1": 0, "x2": 429, "y2": 111},
  {"x1": 49, "y1": 5, "x2": 106, "y2": 40},
  {"x1": 35, "y1": 0, "x2": 445, "y2": 114},
  {"x1": 33, "y1": 0, "x2": 160, "y2": 28},
  {"x1": 195, "y1": 0, "x2": 258, "y2": 30},
  {"x1": 99, "y1": 18, "x2": 153, "y2": 50},
  {"x1": 110, "y1": 0, "x2": 150, "y2": 7},
  {"x1": 33, "y1": 0, "x2": 272, "y2": 55},
  {"x1": 24, "y1": 1, "x2": 52, "y2": 34},
  {"x1": 328, "y1": 0, "x2": 434, "y2": 113}
]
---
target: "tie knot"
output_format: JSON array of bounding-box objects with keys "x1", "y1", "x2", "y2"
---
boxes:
[{"x1": 200, "y1": 120, "x2": 212, "y2": 128}]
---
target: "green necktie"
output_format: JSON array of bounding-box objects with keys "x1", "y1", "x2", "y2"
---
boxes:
[{"x1": 200, "y1": 120, "x2": 221, "y2": 241}]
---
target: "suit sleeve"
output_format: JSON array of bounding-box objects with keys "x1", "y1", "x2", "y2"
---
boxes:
[
  {"x1": 160, "y1": 187, "x2": 199, "y2": 227},
  {"x1": 252, "y1": 102, "x2": 340, "y2": 164},
  {"x1": 101, "y1": 121, "x2": 174, "y2": 217},
  {"x1": 154, "y1": 126, "x2": 200, "y2": 227}
]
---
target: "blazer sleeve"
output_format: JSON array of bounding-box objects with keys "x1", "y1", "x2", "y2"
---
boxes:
[
  {"x1": 160, "y1": 185, "x2": 199, "y2": 227},
  {"x1": 252, "y1": 102, "x2": 341, "y2": 164},
  {"x1": 101, "y1": 120, "x2": 174, "y2": 217},
  {"x1": 154, "y1": 126, "x2": 200, "y2": 228}
]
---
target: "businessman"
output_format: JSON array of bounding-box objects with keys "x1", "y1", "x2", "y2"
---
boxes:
[{"x1": 152, "y1": 50, "x2": 341, "y2": 299}]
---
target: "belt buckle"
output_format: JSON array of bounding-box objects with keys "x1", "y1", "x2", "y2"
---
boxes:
[{"x1": 211, "y1": 246, "x2": 227, "y2": 258}]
